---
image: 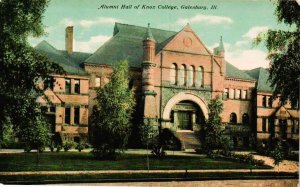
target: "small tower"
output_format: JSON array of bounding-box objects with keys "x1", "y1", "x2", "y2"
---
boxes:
[
  {"x1": 142, "y1": 23, "x2": 156, "y2": 92},
  {"x1": 218, "y1": 36, "x2": 225, "y2": 57},
  {"x1": 142, "y1": 23, "x2": 158, "y2": 133},
  {"x1": 212, "y1": 36, "x2": 226, "y2": 99},
  {"x1": 213, "y1": 36, "x2": 225, "y2": 57}
]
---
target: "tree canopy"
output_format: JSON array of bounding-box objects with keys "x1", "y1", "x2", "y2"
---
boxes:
[
  {"x1": 91, "y1": 60, "x2": 135, "y2": 159},
  {"x1": 255, "y1": 0, "x2": 300, "y2": 104},
  {"x1": 0, "y1": 0, "x2": 62, "y2": 149}
]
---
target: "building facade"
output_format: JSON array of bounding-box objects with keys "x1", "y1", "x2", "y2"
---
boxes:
[{"x1": 36, "y1": 23, "x2": 299, "y2": 148}]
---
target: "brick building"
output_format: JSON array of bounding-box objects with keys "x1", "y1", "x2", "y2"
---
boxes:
[{"x1": 36, "y1": 23, "x2": 299, "y2": 148}]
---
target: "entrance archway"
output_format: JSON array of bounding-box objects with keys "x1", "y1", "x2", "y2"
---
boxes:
[
  {"x1": 162, "y1": 93, "x2": 208, "y2": 131},
  {"x1": 163, "y1": 92, "x2": 209, "y2": 120}
]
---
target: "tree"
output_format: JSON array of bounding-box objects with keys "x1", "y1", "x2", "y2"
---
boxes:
[
  {"x1": 20, "y1": 114, "x2": 50, "y2": 152},
  {"x1": 0, "y1": 0, "x2": 62, "y2": 149},
  {"x1": 255, "y1": 0, "x2": 300, "y2": 104},
  {"x1": 91, "y1": 60, "x2": 135, "y2": 159},
  {"x1": 202, "y1": 97, "x2": 232, "y2": 154},
  {"x1": 269, "y1": 139, "x2": 284, "y2": 171}
]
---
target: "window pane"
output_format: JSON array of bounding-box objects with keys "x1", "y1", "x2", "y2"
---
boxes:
[
  {"x1": 178, "y1": 65, "x2": 186, "y2": 86},
  {"x1": 224, "y1": 88, "x2": 229, "y2": 99},
  {"x1": 235, "y1": 89, "x2": 241, "y2": 99},
  {"x1": 229, "y1": 89, "x2": 234, "y2": 99},
  {"x1": 230, "y1": 113, "x2": 237, "y2": 123},
  {"x1": 170, "y1": 64, "x2": 177, "y2": 85},
  {"x1": 74, "y1": 107, "x2": 80, "y2": 124},
  {"x1": 262, "y1": 96, "x2": 267, "y2": 107},
  {"x1": 65, "y1": 79, "x2": 71, "y2": 94},
  {"x1": 44, "y1": 77, "x2": 54, "y2": 90},
  {"x1": 187, "y1": 66, "x2": 194, "y2": 87},
  {"x1": 65, "y1": 107, "x2": 70, "y2": 124},
  {"x1": 74, "y1": 79, "x2": 80, "y2": 94},
  {"x1": 95, "y1": 77, "x2": 101, "y2": 87},
  {"x1": 196, "y1": 67, "x2": 203, "y2": 87},
  {"x1": 262, "y1": 118, "x2": 267, "y2": 132},
  {"x1": 241, "y1": 90, "x2": 247, "y2": 99}
]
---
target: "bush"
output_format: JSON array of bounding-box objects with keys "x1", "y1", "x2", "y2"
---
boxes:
[
  {"x1": 75, "y1": 142, "x2": 85, "y2": 152},
  {"x1": 92, "y1": 144, "x2": 120, "y2": 160},
  {"x1": 63, "y1": 141, "x2": 75, "y2": 152},
  {"x1": 208, "y1": 151, "x2": 265, "y2": 166},
  {"x1": 160, "y1": 128, "x2": 181, "y2": 151}
]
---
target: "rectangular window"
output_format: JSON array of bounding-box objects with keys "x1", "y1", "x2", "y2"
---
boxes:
[
  {"x1": 74, "y1": 107, "x2": 80, "y2": 124},
  {"x1": 74, "y1": 79, "x2": 80, "y2": 94},
  {"x1": 268, "y1": 97, "x2": 273, "y2": 107},
  {"x1": 262, "y1": 96, "x2": 267, "y2": 107},
  {"x1": 95, "y1": 77, "x2": 101, "y2": 87},
  {"x1": 235, "y1": 89, "x2": 241, "y2": 99},
  {"x1": 50, "y1": 106, "x2": 56, "y2": 113},
  {"x1": 44, "y1": 77, "x2": 54, "y2": 90},
  {"x1": 241, "y1": 90, "x2": 247, "y2": 99},
  {"x1": 262, "y1": 118, "x2": 267, "y2": 132},
  {"x1": 229, "y1": 89, "x2": 234, "y2": 99},
  {"x1": 65, "y1": 107, "x2": 71, "y2": 124},
  {"x1": 224, "y1": 88, "x2": 229, "y2": 99},
  {"x1": 65, "y1": 79, "x2": 71, "y2": 94}
]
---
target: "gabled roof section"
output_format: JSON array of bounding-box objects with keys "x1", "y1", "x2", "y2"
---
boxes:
[
  {"x1": 245, "y1": 67, "x2": 273, "y2": 92},
  {"x1": 225, "y1": 62, "x2": 256, "y2": 81},
  {"x1": 35, "y1": 40, "x2": 90, "y2": 75},
  {"x1": 85, "y1": 23, "x2": 177, "y2": 68},
  {"x1": 162, "y1": 23, "x2": 212, "y2": 55},
  {"x1": 274, "y1": 106, "x2": 291, "y2": 118}
]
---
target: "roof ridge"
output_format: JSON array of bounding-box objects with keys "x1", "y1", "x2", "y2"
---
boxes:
[
  {"x1": 115, "y1": 22, "x2": 177, "y2": 34},
  {"x1": 35, "y1": 40, "x2": 59, "y2": 52},
  {"x1": 58, "y1": 50, "x2": 92, "y2": 55}
]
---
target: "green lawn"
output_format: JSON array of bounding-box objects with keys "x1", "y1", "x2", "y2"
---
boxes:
[{"x1": 0, "y1": 151, "x2": 271, "y2": 172}]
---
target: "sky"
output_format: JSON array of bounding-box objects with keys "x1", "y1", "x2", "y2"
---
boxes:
[{"x1": 28, "y1": 0, "x2": 290, "y2": 70}]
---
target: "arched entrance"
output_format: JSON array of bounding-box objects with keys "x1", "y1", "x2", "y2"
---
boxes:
[
  {"x1": 162, "y1": 93, "x2": 208, "y2": 131},
  {"x1": 171, "y1": 100, "x2": 205, "y2": 130}
]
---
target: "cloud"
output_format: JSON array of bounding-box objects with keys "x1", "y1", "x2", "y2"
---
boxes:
[
  {"x1": 226, "y1": 49, "x2": 269, "y2": 70},
  {"x1": 243, "y1": 26, "x2": 269, "y2": 39},
  {"x1": 176, "y1": 14, "x2": 233, "y2": 26},
  {"x1": 74, "y1": 35, "x2": 111, "y2": 53},
  {"x1": 208, "y1": 41, "x2": 268, "y2": 70},
  {"x1": 59, "y1": 17, "x2": 121, "y2": 28}
]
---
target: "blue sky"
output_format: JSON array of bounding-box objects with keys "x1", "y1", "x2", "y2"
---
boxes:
[{"x1": 29, "y1": 0, "x2": 289, "y2": 70}]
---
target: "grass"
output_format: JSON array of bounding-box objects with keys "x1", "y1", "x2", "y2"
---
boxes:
[{"x1": 0, "y1": 151, "x2": 272, "y2": 172}]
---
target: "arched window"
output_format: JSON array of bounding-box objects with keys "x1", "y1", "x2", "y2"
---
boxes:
[
  {"x1": 230, "y1": 113, "x2": 237, "y2": 124},
  {"x1": 187, "y1": 65, "x2": 195, "y2": 87},
  {"x1": 196, "y1": 66, "x2": 204, "y2": 87},
  {"x1": 242, "y1": 113, "x2": 249, "y2": 125},
  {"x1": 170, "y1": 63, "x2": 177, "y2": 85},
  {"x1": 178, "y1": 64, "x2": 186, "y2": 86}
]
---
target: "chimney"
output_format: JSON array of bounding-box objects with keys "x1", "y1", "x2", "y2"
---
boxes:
[{"x1": 65, "y1": 26, "x2": 73, "y2": 54}]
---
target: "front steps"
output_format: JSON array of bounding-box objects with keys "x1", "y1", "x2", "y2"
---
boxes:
[{"x1": 176, "y1": 130, "x2": 201, "y2": 150}]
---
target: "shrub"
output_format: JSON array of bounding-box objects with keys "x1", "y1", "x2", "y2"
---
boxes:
[
  {"x1": 75, "y1": 142, "x2": 85, "y2": 152},
  {"x1": 208, "y1": 151, "x2": 265, "y2": 166},
  {"x1": 63, "y1": 141, "x2": 75, "y2": 152}
]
